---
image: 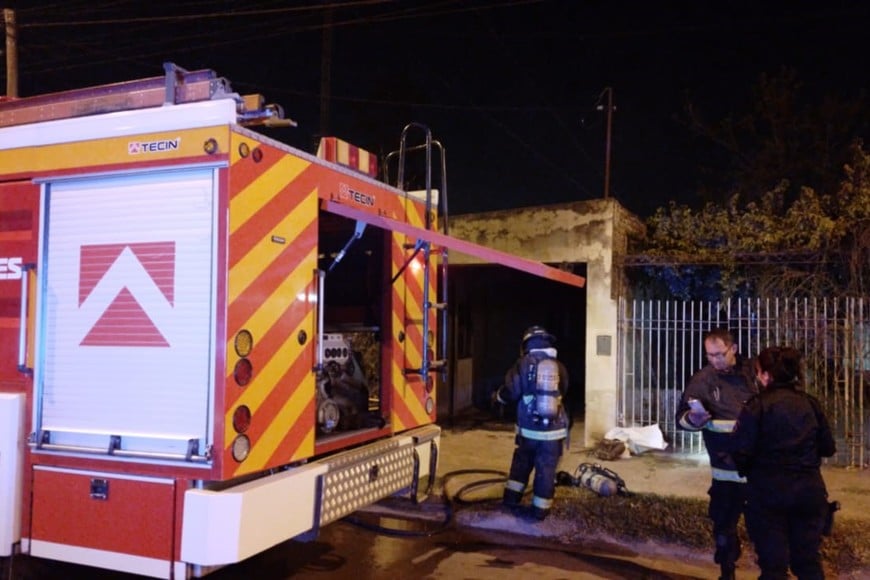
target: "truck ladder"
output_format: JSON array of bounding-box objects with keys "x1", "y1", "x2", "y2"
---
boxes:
[
  {"x1": 0, "y1": 62, "x2": 291, "y2": 128},
  {"x1": 390, "y1": 123, "x2": 449, "y2": 385}
]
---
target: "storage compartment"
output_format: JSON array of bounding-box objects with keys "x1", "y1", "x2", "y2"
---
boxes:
[
  {"x1": 316, "y1": 211, "x2": 389, "y2": 438},
  {"x1": 35, "y1": 169, "x2": 216, "y2": 462},
  {"x1": 30, "y1": 467, "x2": 175, "y2": 575}
]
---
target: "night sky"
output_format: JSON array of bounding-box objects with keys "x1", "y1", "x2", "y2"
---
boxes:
[{"x1": 6, "y1": 1, "x2": 868, "y2": 218}]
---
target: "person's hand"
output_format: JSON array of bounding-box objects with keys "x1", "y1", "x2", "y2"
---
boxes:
[
  {"x1": 490, "y1": 389, "x2": 507, "y2": 418},
  {"x1": 688, "y1": 409, "x2": 711, "y2": 427},
  {"x1": 686, "y1": 398, "x2": 710, "y2": 427}
]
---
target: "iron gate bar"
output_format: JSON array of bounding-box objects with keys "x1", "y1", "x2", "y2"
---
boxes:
[{"x1": 618, "y1": 296, "x2": 868, "y2": 468}]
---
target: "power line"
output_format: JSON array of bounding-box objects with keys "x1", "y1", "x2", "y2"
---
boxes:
[
  {"x1": 18, "y1": 0, "x2": 391, "y2": 27},
  {"x1": 15, "y1": 1, "x2": 545, "y2": 77},
  {"x1": 18, "y1": 0, "x2": 542, "y2": 28}
]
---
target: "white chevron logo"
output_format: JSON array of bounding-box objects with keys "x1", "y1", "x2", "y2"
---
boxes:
[{"x1": 78, "y1": 246, "x2": 174, "y2": 346}]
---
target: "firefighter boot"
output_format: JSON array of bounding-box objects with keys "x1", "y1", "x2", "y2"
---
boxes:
[
  {"x1": 532, "y1": 506, "x2": 549, "y2": 521},
  {"x1": 503, "y1": 488, "x2": 522, "y2": 508},
  {"x1": 714, "y1": 532, "x2": 740, "y2": 580}
]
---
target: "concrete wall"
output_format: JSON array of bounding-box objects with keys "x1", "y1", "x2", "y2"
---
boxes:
[
  {"x1": 448, "y1": 199, "x2": 645, "y2": 445},
  {"x1": 437, "y1": 357, "x2": 473, "y2": 418}
]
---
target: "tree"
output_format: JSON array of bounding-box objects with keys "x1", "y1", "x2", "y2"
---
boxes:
[
  {"x1": 683, "y1": 68, "x2": 868, "y2": 209},
  {"x1": 629, "y1": 141, "x2": 869, "y2": 299},
  {"x1": 628, "y1": 68, "x2": 868, "y2": 300}
]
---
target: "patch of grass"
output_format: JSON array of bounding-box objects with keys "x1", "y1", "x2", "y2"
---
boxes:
[
  {"x1": 820, "y1": 518, "x2": 869, "y2": 573},
  {"x1": 553, "y1": 488, "x2": 712, "y2": 548},
  {"x1": 550, "y1": 487, "x2": 869, "y2": 575}
]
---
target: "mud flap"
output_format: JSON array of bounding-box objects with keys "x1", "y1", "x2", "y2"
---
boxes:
[
  {"x1": 410, "y1": 439, "x2": 439, "y2": 504},
  {"x1": 408, "y1": 426, "x2": 440, "y2": 503}
]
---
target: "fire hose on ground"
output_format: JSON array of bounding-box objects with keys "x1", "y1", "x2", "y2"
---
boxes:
[{"x1": 342, "y1": 462, "x2": 632, "y2": 539}]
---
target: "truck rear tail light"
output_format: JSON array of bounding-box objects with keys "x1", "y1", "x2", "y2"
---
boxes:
[
  {"x1": 231, "y1": 435, "x2": 250, "y2": 462},
  {"x1": 232, "y1": 405, "x2": 251, "y2": 433},
  {"x1": 234, "y1": 358, "x2": 252, "y2": 386},
  {"x1": 203, "y1": 138, "x2": 219, "y2": 154},
  {"x1": 234, "y1": 330, "x2": 253, "y2": 357}
]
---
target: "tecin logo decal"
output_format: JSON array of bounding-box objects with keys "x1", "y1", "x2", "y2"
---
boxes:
[
  {"x1": 339, "y1": 182, "x2": 376, "y2": 207},
  {"x1": 78, "y1": 242, "x2": 175, "y2": 347},
  {"x1": 128, "y1": 138, "x2": 181, "y2": 154}
]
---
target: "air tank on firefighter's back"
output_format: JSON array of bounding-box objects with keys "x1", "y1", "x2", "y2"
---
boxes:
[{"x1": 534, "y1": 358, "x2": 562, "y2": 420}]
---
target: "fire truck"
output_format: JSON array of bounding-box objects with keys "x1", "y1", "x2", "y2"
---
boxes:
[{"x1": 0, "y1": 63, "x2": 585, "y2": 578}]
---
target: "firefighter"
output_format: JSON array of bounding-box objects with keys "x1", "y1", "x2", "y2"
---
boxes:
[
  {"x1": 675, "y1": 327, "x2": 758, "y2": 580},
  {"x1": 734, "y1": 346, "x2": 836, "y2": 579},
  {"x1": 495, "y1": 325, "x2": 570, "y2": 521}
]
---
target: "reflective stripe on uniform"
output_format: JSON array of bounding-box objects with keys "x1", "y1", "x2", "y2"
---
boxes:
[
  {"x1": 706, "y1": 419, "x2": 737, "y2": 433},
  {"x1": 505, "y1": 479, "x2": 526, "y2": 493},
  {"x1": 519, "y1": 426, "x2": 567, "y2": 441},
  {"x1": 711, "y1": 467, "x2": 747, "y2": 483},
  {"x1": 532, "y1": 495, "x2": 553, "y2": 509},
  {"x1": 678, "y1": 413, "x2": 704, "y2": 431}
]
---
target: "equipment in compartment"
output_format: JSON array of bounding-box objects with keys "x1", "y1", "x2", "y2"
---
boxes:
[{"x1": 316, "y1": 333, "x2": 383, "y2": 434}]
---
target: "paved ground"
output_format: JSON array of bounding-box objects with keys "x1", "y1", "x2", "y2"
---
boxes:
[{"x1": 424, "y1": 411, "x2": 870, "y2": 579}]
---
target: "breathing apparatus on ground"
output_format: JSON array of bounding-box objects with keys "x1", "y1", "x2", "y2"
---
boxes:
[{"x1": 556, "y1": 462, "x2": 632, "y2": 497}]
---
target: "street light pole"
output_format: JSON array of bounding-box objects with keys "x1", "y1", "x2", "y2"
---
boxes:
[{"x1": 597, "y1": 87, "x2": 614, "y2": 199}]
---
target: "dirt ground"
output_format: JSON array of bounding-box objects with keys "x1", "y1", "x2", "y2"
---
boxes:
[
  {"x1": 436, "y1": 414, "x2": 870, "y2": 518},
  {"x1": 433, "y1": 413, "x2": 870, "y2": 579}
]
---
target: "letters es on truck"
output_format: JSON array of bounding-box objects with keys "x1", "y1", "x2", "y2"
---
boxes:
[{"x1": 0, "y1": 63, "x2": 585, "y2": 578}]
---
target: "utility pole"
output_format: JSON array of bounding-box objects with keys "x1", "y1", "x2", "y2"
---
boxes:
[
  {"x1": 596, "y1": 87, "x2": 615, "y2": 199},
  {"x1": 4, "y1": 8, "x2": 17, "y2": 97},
  {"x1": 319, "y1": 6, "x2": 333, "y2": 138}
]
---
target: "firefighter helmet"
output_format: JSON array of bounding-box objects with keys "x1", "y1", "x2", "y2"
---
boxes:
[{"x1": 521, "y1": 325, "x2": 555, "y2": 353}]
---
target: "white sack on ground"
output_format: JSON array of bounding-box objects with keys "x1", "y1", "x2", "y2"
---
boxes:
[{"x1": 604, "y1": 424, "x2": 668, "y2": 455}]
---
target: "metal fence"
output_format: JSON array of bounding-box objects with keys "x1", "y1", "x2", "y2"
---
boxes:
[{"x1": 617, "y1": 297, "x2": 868, "y2": 468}]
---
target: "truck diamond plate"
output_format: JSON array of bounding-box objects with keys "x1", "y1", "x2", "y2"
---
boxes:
[{"x1": 318, "y1": 440, "x2": 416, "y2": 525}]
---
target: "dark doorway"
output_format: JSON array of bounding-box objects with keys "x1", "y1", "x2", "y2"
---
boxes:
[{"x1": 448, "y1": 263, "x2": 587, "y2": 420}]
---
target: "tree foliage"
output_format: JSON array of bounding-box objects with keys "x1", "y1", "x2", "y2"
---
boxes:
[
  {"x1": 630, "y1": 70, "x2": 869, "y2": 300},
  {"x1": 633, "y1": 141, "x2": 869, "y2": 299},
  {"x1": 684, "y1": 68, "x2": 868, "y2": 208}
]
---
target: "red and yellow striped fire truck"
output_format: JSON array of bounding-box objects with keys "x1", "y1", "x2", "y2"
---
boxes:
[{"x1": 0, "y1": 63, "x2": 585, "y2": 578}]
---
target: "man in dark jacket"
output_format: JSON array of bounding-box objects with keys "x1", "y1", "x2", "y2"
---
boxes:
[
  {"x1": 734, "y1": 346, "x2": 836, "y2": 579},
  {"x1": 675, "y1": 328, "x2": 758, "y2": 580},
  {"x1": 496, "y1": 325, "x2": 569, "y2": 521}
]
